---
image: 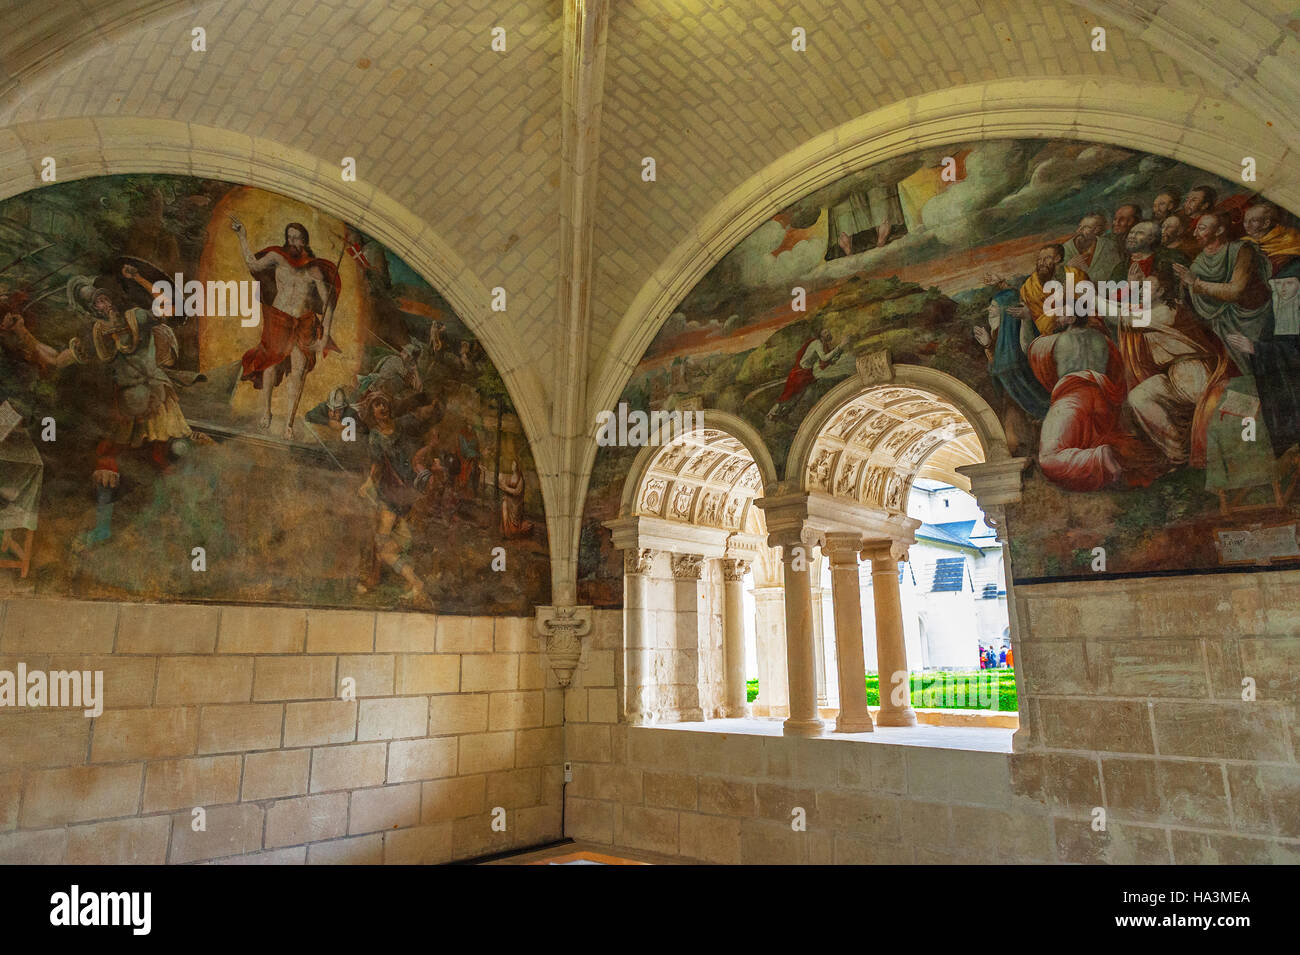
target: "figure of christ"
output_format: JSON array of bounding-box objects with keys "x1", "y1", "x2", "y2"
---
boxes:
[
  {"x1": 1028, "y1": 304, "x2": 1163, "y2": 491},
  {"x1": 1118, "y1": 265, "x2": 1231, "y2": 466},
  {"x1": 230, "y1": 217, "x2": 342, "y2": 438}
]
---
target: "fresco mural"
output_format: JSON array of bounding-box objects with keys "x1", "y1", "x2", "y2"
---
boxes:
[
  {"x1": 0, "y1": 175, "x2": 548, "y2": 613},
  {"x1": 580, "y1": 139, "x2": 1300, "y2": 604}
]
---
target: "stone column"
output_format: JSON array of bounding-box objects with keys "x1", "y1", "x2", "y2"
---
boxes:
[
  {"x1": 824, "y1": 532, "x2": 873, "y2": 733},
  {"x1": 810, "y1": 552, "x2": 828, "y2": 708},
  {"x1": 720, "y1": 558, "x2": 750, "y2": 717},
  {"x1": 670, "y1": 553, "x2": 705, "y2": 722},
  {"x1": 778, "y1": 538, "x2": 824, "y2": 737},
  {"x1": 623, "y1": 547, "x2": 657, "y2": 724},
  {"x1": 863, "y1": 541, "x2": 917, "y2": 727}
]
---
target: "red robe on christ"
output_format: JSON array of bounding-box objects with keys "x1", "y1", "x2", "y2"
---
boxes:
[{"x1": 240, "y1": 246, "x2": 343, "y2": 389}]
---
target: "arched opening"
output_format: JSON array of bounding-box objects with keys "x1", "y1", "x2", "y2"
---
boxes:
[
  {"x1": 606, "y1": 417, "x2": 785, "y2": 725},
  {"x1": 755, "y1": 365, "x2": 1025, "y2": 738},
  {"x1": 904, "y1": 478, "x2": 1012, "y2": 707}
]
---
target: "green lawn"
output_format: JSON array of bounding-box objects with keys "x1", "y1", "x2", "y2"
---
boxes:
[{"x1": 746, "y1": 669, "x2": 1017, "y2": 712}]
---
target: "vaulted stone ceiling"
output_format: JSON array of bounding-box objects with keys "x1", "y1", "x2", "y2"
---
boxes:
[
  {"x1": 1, "y1": 0, "x2": 1297, "y2": 598},
  {"x1": 805, "y1": 387, "x2": 984, "y2": 509},
  {"x1": 636, "y1": 429, "x2": 765, "y2": 535}
]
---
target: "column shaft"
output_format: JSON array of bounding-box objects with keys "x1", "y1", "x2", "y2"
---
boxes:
[
  {"x1": 780, "y1": 543, "x2": 824, "y2": 737},
  {"x1": 867, "y1": 544, "x2": 918, "y2": 727},
  {"x1": 826, "y1": 535, "x2": 873, "y2": 733},
  {"x1": 752, "y1": 585, "x2": 789, "y2": 717},
  {"x1": 623, "y1": 548, "x2": 656, "y2": 724}
]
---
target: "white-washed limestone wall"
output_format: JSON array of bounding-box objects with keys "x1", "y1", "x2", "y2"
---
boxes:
[{"x1": 0, "y1": 598, "x2": 563, "y2": 864}]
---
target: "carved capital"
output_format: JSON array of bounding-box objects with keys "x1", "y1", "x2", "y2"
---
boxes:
[
  {"x1": 823, "y1": 531, "x2": 864, "y2": 567},
  {"x1": 534, "y1": 605, "x2": 592, "y2": 689},
  {"x1": 721, "y1": 558, "x2": 751, "y2": 581},
  {"x1": 623, "y1": 547, "x2": 657, "y2": 576},
  {"x1": 863, "y1": 539, "x2": 909, "y2": 565},
  {"x1": 670, "y1": 553, "x2": 704, "y2": 579}
]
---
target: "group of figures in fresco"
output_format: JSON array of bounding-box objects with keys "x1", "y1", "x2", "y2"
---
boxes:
[
  {"x1": 0, "y1": 177, "x2": 544, "y2": 612},
  {"x1": 578, "y1": 142, "x2": 1300, "y2": 596},
  {"x1": 965, "y1": 189, "x2": 1300, "y2": 504}
]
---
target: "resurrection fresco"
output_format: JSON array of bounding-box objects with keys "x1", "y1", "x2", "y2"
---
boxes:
[
  {"x1": 0, "y1": 175, "x2": 548, "y2": 613},
  {"x1": 580, "y1": 139, "x2": 1300, "y2": 605}
]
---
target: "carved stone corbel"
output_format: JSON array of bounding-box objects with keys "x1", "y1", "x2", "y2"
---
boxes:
[
  {"x1": 982, "y1": 504, "x2": 1009, "y2": 543},
  {"x1": 534, "y1": 605, "x2": 593, "y2": 689},
  {"x1": 855, "y1": 348, "x2": 893, "y2": 386}
]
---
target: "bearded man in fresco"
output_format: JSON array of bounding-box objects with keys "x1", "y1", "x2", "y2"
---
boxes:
[
  {"x1": 766, "y1": 328, "x2": 848, "y2": 420},
  {"x1": 231, "y1": 217, "x2": 341, "y2": 439},
  {"x1": 1019, "y1": 244, "x2": 1087, "y2": 336},
  {"x1": 65, "y1": 268, "x2": 204, "y2": 545}
]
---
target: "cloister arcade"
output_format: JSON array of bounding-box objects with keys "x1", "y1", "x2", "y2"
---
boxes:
[{"x1": 605, "y1": 354, "x2": 1030, "y2": 741}]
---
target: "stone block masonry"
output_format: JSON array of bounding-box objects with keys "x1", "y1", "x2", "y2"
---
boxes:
[
  {"x1": 570, "y1": 571, "x2": 1300, "y2": 862},
  {"x1": 0, "y1": 599, "x2": 563, "y2": 864}
]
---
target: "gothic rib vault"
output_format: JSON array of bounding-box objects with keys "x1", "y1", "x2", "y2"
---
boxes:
[{"x1": 0, "y1": 0, "x2": 1297, "y2": 603}]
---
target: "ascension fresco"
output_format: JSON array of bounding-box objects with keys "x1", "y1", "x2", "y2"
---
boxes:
[
  {"x1": 0, "y1": 175, "x2": 548, "y2": 613},
  {"x1": 580, "y1": 139, "x2": 1300, "y2": 604}
]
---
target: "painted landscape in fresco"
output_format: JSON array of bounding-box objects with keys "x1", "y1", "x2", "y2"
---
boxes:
[
  {"x1": 580, "y1": 139, "x2": 1300, "y2": 603},
  {"x1": 0, "y1": 175, "x2": 548, "y2": 613}
]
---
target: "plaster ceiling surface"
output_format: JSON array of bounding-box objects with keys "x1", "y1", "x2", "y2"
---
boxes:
[{"x1": 1, "y1": 0, "x2": 566, "y2": 379}]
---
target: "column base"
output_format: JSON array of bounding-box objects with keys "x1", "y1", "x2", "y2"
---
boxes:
[
  {"x1": 833, "y1": 716, "x2": 875, "y2": 733},
  {"x1": 874, "y1": 708, "x2": 918, "y2": 727},
  {"x1": 782, "y1": 717, "x2": 825, "y2": 737},
  {"x1": 723, "y1": 704, "x2": 750, "y2": 719}
]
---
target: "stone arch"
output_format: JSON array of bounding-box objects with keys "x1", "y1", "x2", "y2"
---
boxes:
[
  {"x1": 0, "y1": 117, "x2": 546, "y2": 466},
  {"x1": 605, "y1": 411, "x2": 782, "y2": 726},
  {"x1": 786, "y1": 364, "x2": 1013, "y2": 496},
  {"x1": 589, "y1": 76, "x2": 1300, "y2": 428},
  {"x1": 0, "y1": 117, "x2": 562, "y2": 592},
  {"x1": 617, "y1": 408, "x2": 779, "y2": 518}
]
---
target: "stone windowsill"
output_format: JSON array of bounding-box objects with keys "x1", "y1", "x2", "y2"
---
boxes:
[{"x1": 648, "y1": 717, "x2": 1015, "y2": 753}]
